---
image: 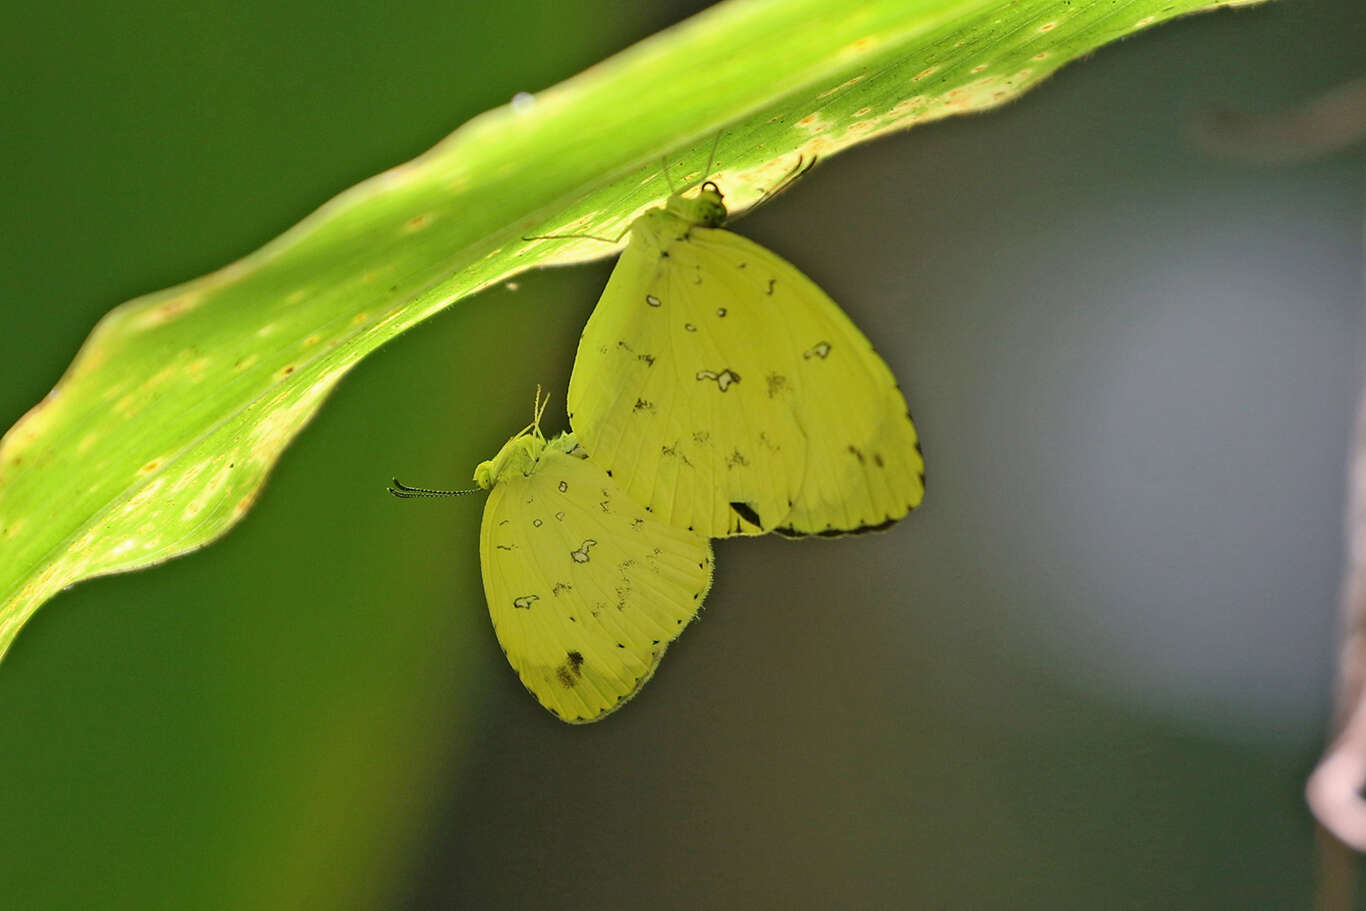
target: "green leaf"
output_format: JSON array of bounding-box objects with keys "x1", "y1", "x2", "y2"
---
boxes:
[{"x1": 0, "y1": 0, "x2": 1266, "y2": 659}]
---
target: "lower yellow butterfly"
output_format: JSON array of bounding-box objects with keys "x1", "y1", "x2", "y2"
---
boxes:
[
  {"x1": 566, "y1": 155, "x2": 925, "y2": 538},
  {"x1": 390, "y1": 392, "x2": 714, "y2": 723}
]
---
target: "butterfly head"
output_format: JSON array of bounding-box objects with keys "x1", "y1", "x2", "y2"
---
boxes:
[
  {"x1": 666, "y1": 181, "x2": 727, "y2": 228},
  {"x1": 474, "y1": 387, "x2": 552, "y2": 489},
  {"x1": 474, "y1": 431, "x2": 547, "y2": 489}
]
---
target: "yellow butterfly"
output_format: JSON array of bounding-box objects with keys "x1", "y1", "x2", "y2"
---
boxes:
[
  {"x1": 567, "y1": 159, "x2": 924, "y2": 538},
  {"x1": 391, "y1": 394, "x2": 713, "y2": 723}
]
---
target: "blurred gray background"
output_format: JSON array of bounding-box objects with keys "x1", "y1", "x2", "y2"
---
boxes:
[
  {"x1": 0, "y1": 0, "x2": 1362, "y2": 908},
  {"x1": 403, "y1": 1, "x2": 1365, "y2": 907}
]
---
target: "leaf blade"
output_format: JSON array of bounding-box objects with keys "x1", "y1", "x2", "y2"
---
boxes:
[{"x1": 0, "y1": 0, "x2": 1269, "y2": 658}]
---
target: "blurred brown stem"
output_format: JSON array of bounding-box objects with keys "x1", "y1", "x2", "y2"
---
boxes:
[
  {"x1": 1196, "y1": 77, "x2": 1366, "y2": 165},
  {"x1": 1307, "y1": 157, "x2": 1366, "y2": 911}
]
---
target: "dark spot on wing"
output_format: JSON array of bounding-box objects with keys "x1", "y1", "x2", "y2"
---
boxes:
[
  {"x1": 567, "y1": 651, "x2": 584, "y2": 674},
  {"x1": 874, "y1": 453, "x2": 885, "y2": 467},
  {"x1": 766, "y1": 278, "x2": 776, "y2": 295},
  {"x1": 633, "y1": 398, "x2": 655, "y2": 413},
  {"x1": 848, "y1": 445, "x2": 865, "y2": 463},
  {"x1": 803, "y1": 341, "x2": 832, "y2": 360},
  {"x1": 730, "y1": 501, "x2": 762, "y2": 528},
  {"x1": 637, "y1": 353, "x2": 655, "y2": 367},
  {"x1": 775, "y1": 515, "x2": 902, "y2": 539},
  {"x1": 696, "y1": 368, "x2": 740, "y2": 391}
]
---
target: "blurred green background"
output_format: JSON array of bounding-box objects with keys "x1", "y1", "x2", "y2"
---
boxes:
[{"x1": 2, "y1": 0, "x2": 1364, "y2": 908}]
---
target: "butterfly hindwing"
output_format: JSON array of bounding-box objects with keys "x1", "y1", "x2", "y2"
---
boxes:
[
  {"x1": 568, "y1": 197, "x2": 924, "y2": 538},
  {"x1": 699, "y1": 231, "x2": 926, "y2": 537},
  {"x1": 480, "y1": 434, "x2": 713, "y2": 723}
]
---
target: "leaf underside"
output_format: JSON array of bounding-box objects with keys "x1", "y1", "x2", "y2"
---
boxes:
[{"x1": 0, "y1": 0, "x2": 1266, "y2": 659}]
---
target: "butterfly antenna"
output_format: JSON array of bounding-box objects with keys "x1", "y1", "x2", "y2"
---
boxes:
[
  {"x1": 753, "y1": 154, "x2": 820, "y2": 209},
  {"x1": 701, "y1": 131, "x2": 722, "y2": 183},
  {"x1": 531, "y1": 385, "x2": 549, "y2": 440},
  {"x1": 389, "y1": 478, "x2": 482, "y2": 499},
  {"x1": 521, "y1": 229, "x2": 620, "y2": 244},
  {"x1": 660, "y1": 155, "x2": 677, "y2": 196}
]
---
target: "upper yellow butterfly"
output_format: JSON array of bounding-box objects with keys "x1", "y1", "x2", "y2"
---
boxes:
[{"x1": 567, "y1": 169, "x2": 925, "y2": 538}]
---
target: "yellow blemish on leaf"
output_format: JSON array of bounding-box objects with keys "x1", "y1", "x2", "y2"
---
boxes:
[
  {"x1": 113, "y1": 393, "x2": 141, "y2": 418},
  {"x1": 795, "y1": 113, "x2": 831, "y2": 134},
  {"x1": 846, "y1": 119, "x2": 878, "y2": 135},
  {"x1": 817, "y1": 74, "x2": 866, "y2": 99},
  {"x1": 121, "y1": 478, "x2": 166, "y2": 515},
  {"x1": 854, "y1": 106, "x2": 872, "y2": 117},
  {"x1": 351, "y1": 312, "x2": 369, "y2": 325},
  {"x1": 890, "y1": 96, "x2": 926, "y2": 116},
  {"x1": 404, "y1": 214, "x2": 433, "y2": 232},
  {"x1": 256, "y1": 323, "x2": 278, "y2": 338},
  {"x1": 275, "y1": 364, "x2": 297, "y2": 380},
  {"x1": 913, "y1": 66, "x2": 939, "y2": 82},
  {"x1": 304, "y1": 334, "x2": 321, "y2": 347},
  {"x1": 186, "y1": 357, "x2": 211, "y2": 381},
  {"x1": 183, "y1": 463, "x2": 235, "y2": 520},
  {"x1": 1033, "y1": 51, "x2": 1049, "y2": 60},
  {"x1": 138, "y1": 460, "x2": 161, "y2": 475},
  {"x1": 1135, "y1": 15, "x2": 1155, "y2": 26},
  {"x1": 146, "y1": 365, "x2": 178, "y2": 390},
  {"x1": 1040, "y1": 21, "x2": 1058, "y2": 31},
  {"x1": 971, "y1": 63, "x2": 989, "y2": 73},
  {"x1": 129, "y1": 292, "x2": 203, "y2": 330},
  {"x1": 234, "y1": 354, "x2": 259, "y2": 372},
  {"x1": 842, "y1": 35, "x2": 877, "y2": 55}
]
